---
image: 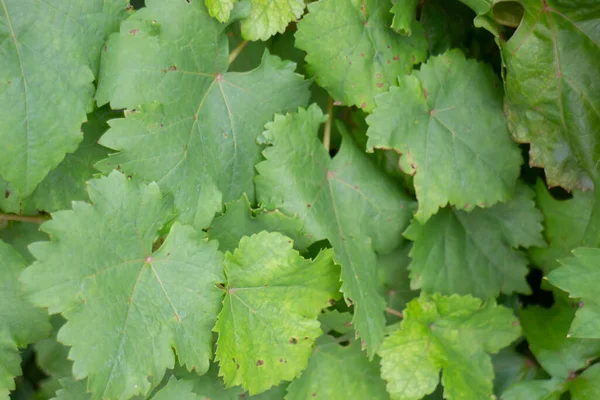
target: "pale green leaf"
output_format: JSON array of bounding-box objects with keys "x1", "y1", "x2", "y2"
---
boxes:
[
  {"x1": 296, "y1": 0, "x2": 427, "y2": 111},
  {"x1": 502, "y1": 1, "x2": 600, "y2": 190},
  {"x1": 241, "y1": 0, "x2": 305, "y2": 41},
  {"x1": 209, "y1": 194, "x2": 311, "y2": 253},
  {"x1": 405, "y1": 183, "x2": 544, "y2": 298},
  {"x1": 547, "y1": 248, "x2": 600, "y2": 339},
  {"x1": 0, "y1": 0, "x2": 127, "y2": 195},
  {"x1": 378, "y1": 293, "x2": 520, "y2": 400},
  {"x1": 214, "y1": 231, "x2": 340, "y2": 395},
  {"x1": 318, "y1": 310, "x2": 354, "y2": 335},
  {"x1": 285, "y1": 337, "x2": 389, "y2": 400},
  {"x1": 529, "y1": 181, "x2": 595, "y2": 272},
  {"x1": 0, "y1": 241, "x2": 50, "y2": 396},
  {"x1": 20, "y1": 171, "x2": 225, "y2": 400},
  {"x1": 207, "y1": 0, "x2": 237, "y2": 22},
  {"x1": 95, "y1": 0, "x2": 310, "y2": 228},
  {"x1": 367, "y1": 49, "x2": 522, "y2": 222},
  {"x1": 390, "y1": 0, "x2": 419, "y2": 35},
  {"x1": 255, "y1": 105, "x2": 415, "y2": 355}
]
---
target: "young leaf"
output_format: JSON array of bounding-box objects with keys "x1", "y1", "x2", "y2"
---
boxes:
[
  {"x1": 405, "y1": 183, "x2": 544, "y2": 298},
  {"x1": 502, "y1": 1, "x2": 600, "y2": 190},
  {"x1": 20, "y1": 171, "x2": 225, "y2": 400},
  {"x1": 0, "y1": 241, "x2": 51, "y2": 397},
  {"x1": 213, "y1": 231, "x2": 340, "y2": 394},
  {"x1": 529, "y1": 181, "x2": 595, "y2": 272},
  {"x1": 95, "y1": 0, "x2": 310, "y2": 228},
  {"x1": 367, "y1": 49, "x2": 522, "y2": 222},
  {"x1": 296, "y1": 0, "x2": 427, "y2": 111},
  {"x1": 547, "y1": 248, "x2": 600, "y2": 339},
  {"x1": 390, "y1": 0, "x2": 419, "y2": 35},
  {"x1": 241, "y1": 0, "x2": 306, "y2": 41},
  {"x1": 206, "y1": 0, "x2": 237, "y2": 22},
  {"x1": 255, "y1": 105, "x2": 415, "y2": 355},
  {"x1": 0, "y1": 0, "x2": 127, "y2": 195},
  {"x1": 378, "y1": 293, "x2": 520, "y2": 400},
  {"x1": 209, "y1": 194, "x2": 311, "y2": 253},
  {"x1": 286, "y1": 336, "x2": 389, "y2": 399}
]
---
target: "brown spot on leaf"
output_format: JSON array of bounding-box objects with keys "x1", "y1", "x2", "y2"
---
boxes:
[
  {"x1": 393, "y1": 55, "x2": 400, "y2": 61},
  {"x1": 423, "y1": 89, "x2": 429, "y2": 99},
  {"x1": 4, "y1": 190, "x2": 9, "y2": 199},
  {"x1": 256, "y1": 360, "x2": 264, "y2": 366},
  {"x1": 129, "y1": 28, "x2": 139, "y2": 35},
  {"x1": 361, "y1": 53, "x2": 365, "y2": 57},
  {"x1": 290, "y1": 337, "x2": 298, "y2": 344},
  {"x1": 346, "y1": 297, "x2": 354, "y2": 305},
  {"x1": 361, "y1": 102, "x2": 367, "y2": 109},
  {"x1": 377, "y1": 83, "x2": 383, "y2": 88},
  {"x1": 329, "y1": 299, "x2": 336, "y2": 306},
  {"x1": 306, "y1": 203, "x2": 312, "y2": 208}
]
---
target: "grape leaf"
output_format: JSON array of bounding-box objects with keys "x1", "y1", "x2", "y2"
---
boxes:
[
  {"x1": 0, "y1": 221, "x2": 47, "y2": 262},
  {"x1": 34, "y1": 316, "x2": 72, "y2": 399},
  {"x1": 492, "y1": 348, "x2": 545, "y2": 396},
  {"x1": 570, "y1": 364, "x2": 600, "y2": 399},
  {"x1": 502, "y1": 1, "x2": 600, "y2": 190},
  {"x1": 547, "y1": 248, "x2": 600, "y2": 339},
  {"x1": 295, "y1": 0, "x2": 427, "y2": 111},
  {"x1": 520, "y1": 295, "x2": 600, "y2": 379},
  {"x1": 255, "y1": 105, "x2": 415, "y2": 355},
  {"x1": 420, "y1": 0, "x2": 475, "y2": 55},
  {"x1": 209, "y1": 194, "x2": 311, "y2": 253},
  {"x1": 242, "y1": 0, "x2": 305, "y2": 41},
  {"x1": 367, "y1": 49, "x2": 522, "y2": 222},
  {"x1": 214, "y1": 231, "x2": 340, "y2": 394},
  {"x1": 378, "y1": 293, "x2": 520, "y2": 400},
  {"x1": 95, "y1": 0, "x2": 310, "y2": 228},
  {"x1": 206, "y1": 0, "x2": 237, "y2": 22},
  {"x1": 390, "y1": 0, "x2": 419, "y2": 35},
  {"x1": 378, "y1": 242, "x2": 416, "y2": 322},
  {"x1": 405, "y1": 182, "x2": 544, "y2": 298},
  {"x1": 529, "y1": 181, "x2": 595, "y2": 272},
  {"x1": 502, "y1": 379, "x2": 564, "y2": 400},
  {"x1": 0, "y1": 0, "x2": 127, "y2": 195},
  {"x1": 0, "y1": 241, "x2": 50, "y2": 397},
  {"x1": 20, "y1": 171, "x2": 225, "y2": 400},
  {"x1": 286, "y1": 336, "x2": 389, "y2": 400},
  {"x1": 0, "y1": 178, "x2": 20, "y2": 214}
]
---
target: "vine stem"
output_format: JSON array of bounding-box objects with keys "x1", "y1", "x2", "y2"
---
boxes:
[
  {"x1": 323, "y1": 97, "x2": 334, "y2": 152},
  {"x1": 386, "y1": 307, "x2": 403, "y2": 318},
  {"x1": 229, "y1": 40, "x2": 248, "y2": 64},
  {"x1": 0, "y1": 213, "x2": 49, "y2": 224}
]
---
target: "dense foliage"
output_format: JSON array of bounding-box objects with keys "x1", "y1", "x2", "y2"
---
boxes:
[{"x1": 1, "y1": 0, "x2": 599, "y2": 399}]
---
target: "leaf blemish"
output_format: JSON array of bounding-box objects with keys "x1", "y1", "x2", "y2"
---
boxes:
[
  {"x1": 256, "y1": 360, "x2": 264, "y2": 366},
  {"x1": 290, "y1": 337, "x2": 298, "y2": 344},
  {"x1": 129, "y1": 28, "x2": 139, "y2": 35}
]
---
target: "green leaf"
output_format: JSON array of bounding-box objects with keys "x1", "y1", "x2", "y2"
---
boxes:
[
  {"x1": 296, "y1": 0, "x2": 427, "y2": 111},
  {"x1": 0, "y1": 0, "x2": 127, "y2": 195},
  {"x1": 378, "y1": 293, "x2": 521, "y2": 400},
  {"x1": 420, "y1": 0, "x2": 476, "y2": 55},
  {"x1": 255, "y1": 105, "x2": 415, "y2": 355},
  {"x1": 547, "y1": 248, "x2": 600, "y2": 339},
  {"x1": 0, "y1": 221, "x2": 47, "y2": 262},
  {"x1": 501, "y1": 379, "x2": 564, "y2": 400},
  {"x1": 520, "y1": 295, "x2": 600, "y2": 379},
  {"x1": 0, "y1": 241, "x2": 50, "y2": 396},
  {"x1": 286, "y1": 337, "x2": 389, "y2": 399},
  {"x1": 529, "y1": 181, "x2": 595, "y2": 272},
  {"x1": 405, "y1": 182, "x2": 544, "y2": 298},
  {"x1": 241, "y1": 0, "x2": 305, "y2": 41},
  {"x1": 367, "y1": 49, "x2": 522, "y2": 222},
  {"x1": 206, "y1": 0, "x2": 237, "y2": 22},
  {"x1": 570, "y1": 364, "x2": 600, "y2": 400},
  {"x1": 492, "y1": 348, "x2": 545, "y2": 396},
  {"x1": 34, "y1": 316, "x2": 72, "y2": 399},
  {"x1": 378, "y1": 242, "x2": 417, "y2": 322},
  {"x1": 502, "y1": 1, "x2": 600, "y2": 190},
  {"x1": 214, "y1": 231, "x2": 339, "y2": 394},
  {"x1": 20, "y1": 171, "x2": 225, "y2": 400},
  {"x1": 209, "y1": 194, "x2": 311, "y2": 253},
  {"x1": 390, "y1": 0, "x2": 419, "y2": 35},
  {"x1": 318, "y1": 310, "x2": 354, "y2": 335},
  {"x1": 95, "y1": 0, "x2": 310, "y2": 228}
]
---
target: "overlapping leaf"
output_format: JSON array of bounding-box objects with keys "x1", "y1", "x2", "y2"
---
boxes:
[
  {"x1": 502, "y1": 1, "x2": 600, "y2": 190},
  {"x1": 547, "y1": 248, "x2": 600, "y2": 339},
  {"x1": 95, "y1": 0, "x2": 310, "y2": 228},
  {"x1": 20, "y1": 171, "x2": 225, "y2": 400},
  {"x1": 0, "y1": 241, "x2": 50, "y2": 398},
  {"x1": 0, "y1": 0, "x2": 127, "y2": 195},
  {"x1": 255, "y1": 105, "x2": 415, "y2": 355},
  {"x1": 214, "y1": 232, "x2": 340, "y2": 394},
  {"x1": 405, "y1": 183, "x2": 545, "y2": 298},
  {"x1": 367, "y1": 49, "x2": 522, "y2": 222},
  {"x1": 390, "y1": 0, "x2": 419, "y2": 35},
  {"x1": 296, "y1": 0, "x2": 427, "y2": 111},
  {"x1": 378, "y1": 293, "x2": 520, "y2": 400}
]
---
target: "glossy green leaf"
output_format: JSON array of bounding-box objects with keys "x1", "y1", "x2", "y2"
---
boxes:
[
  {"x1": 256, "y1": 105, "x2": 415, "y2": 356},
  {"x1": 0, "y1": 0, "x2": 127, "y2": 195},
  {"x1": 367, "y1": 49, "x2": 522, "y2": 222},
  {"x1": 214, "y1": 231, "x2": 340, "y2": 394},
  {"x1": 296, "y1": 0, "x2": 427, "y2": 111},
  {"x1": 95, "y1": 0, "x2": 310, "y2": 228},
  {"x1": 20, "y1": 171, "x2": 225, "y2": 400},
  {"x1": 405, "y1": 183, "x2": 544, "y2": 298},
  {"x1": 502, "y1": 1, "x2": 600, "y2": 190},
  {"x1": 547, "y1": 248, "x2": 600, "y2": 339},
  {"x1": 378, "y1": 293, "x2": 520, "y2": 400}
]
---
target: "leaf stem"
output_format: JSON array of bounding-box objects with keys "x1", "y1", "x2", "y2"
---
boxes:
[
  {"x1": 385, "y1": 307, "x2": 403, "y2": 318},
  {"x1": 0, "y1": 213, "x2": 49, "y2": 224},
  {"x1": 229, "y1": 40, "x2": 248, "y2": 65},
  {"x1": 323, "y1": 97, "x2": 334, "y2": 152}
]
